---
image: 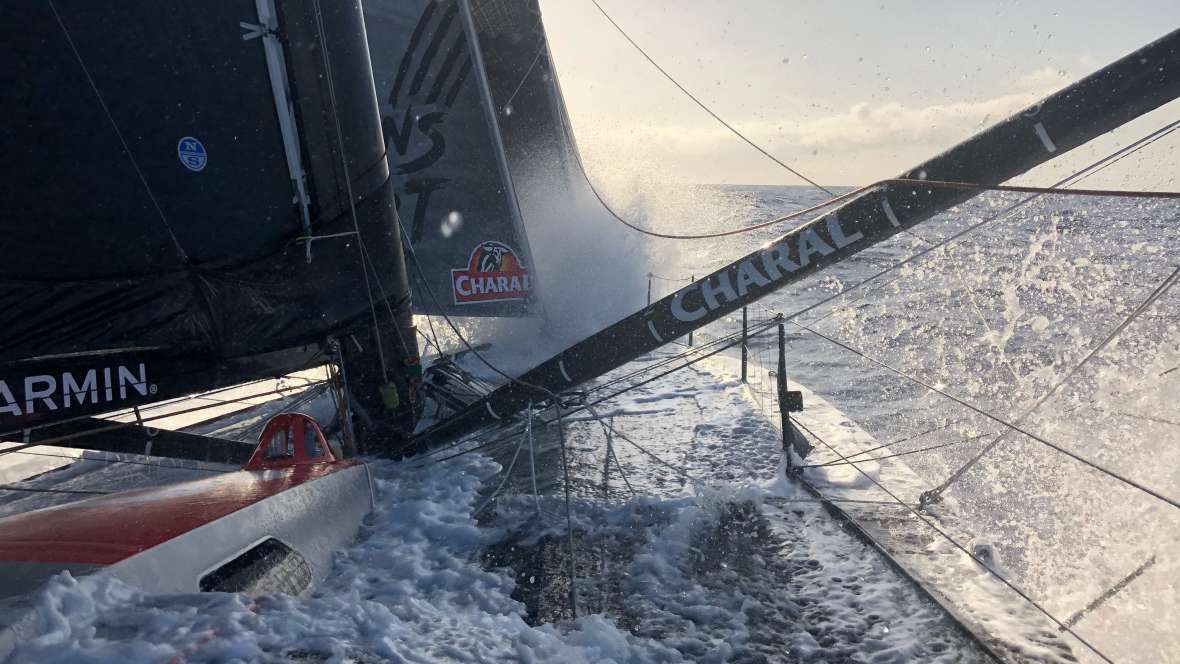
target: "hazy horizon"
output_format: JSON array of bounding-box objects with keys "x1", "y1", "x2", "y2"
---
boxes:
[{"x1": 540, "y1": 1, "x2": 1180, "y2": 189}]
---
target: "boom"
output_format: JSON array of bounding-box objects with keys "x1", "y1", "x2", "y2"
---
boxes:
[{"x1": 416, "y1": 28, "x2": 1180, "y2": 448}]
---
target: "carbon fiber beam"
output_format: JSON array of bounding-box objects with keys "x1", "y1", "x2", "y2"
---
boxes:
[{"x1": 416, "y1": 28, "x2": 1180, "y2": 448}]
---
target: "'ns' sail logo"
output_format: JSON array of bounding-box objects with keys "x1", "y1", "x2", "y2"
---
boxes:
[{"x1": 177, "y1": 136, "x2": 207, "y2": 172}]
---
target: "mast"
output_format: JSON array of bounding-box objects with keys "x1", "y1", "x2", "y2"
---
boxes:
[{"x1": 416, "y1": 27, "x2": 1180, "y2": 448}]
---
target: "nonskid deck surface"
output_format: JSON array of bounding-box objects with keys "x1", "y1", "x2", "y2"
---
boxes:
[{"x1": 476, "y1": 348, "x2": 994, "y2": 662}]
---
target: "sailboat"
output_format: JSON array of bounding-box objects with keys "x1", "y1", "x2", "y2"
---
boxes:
[{"x1": 1, "y1": 0, "x2": 1178, "y2": 660}]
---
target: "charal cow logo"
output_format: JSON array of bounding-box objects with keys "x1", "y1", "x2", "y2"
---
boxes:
[{"x1": 451, "y1": 241, "x2": 532, "y2": 305}]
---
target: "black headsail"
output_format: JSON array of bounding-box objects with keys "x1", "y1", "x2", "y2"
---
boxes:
[
  {"x1": 365, "y1": 0, "x2": 535, "y2": 318},
  {"x1": 0, "y1": 1, "x2": 419, "y2": 448},
  {"x1": 416, "y1": 27, "x2": 1180, "y2": 447}
]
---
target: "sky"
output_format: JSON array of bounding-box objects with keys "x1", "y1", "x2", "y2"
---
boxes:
[{"x1": 538, "y1": 0, "x2": 1180, "y2": 187}]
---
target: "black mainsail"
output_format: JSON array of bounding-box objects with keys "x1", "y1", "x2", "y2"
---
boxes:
[{"x1": 0, "y1": 1, "x2": 420, "y2": 449}]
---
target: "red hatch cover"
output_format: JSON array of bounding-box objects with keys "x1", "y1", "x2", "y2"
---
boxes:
[{"x1": 244, "y1": 413, "x2": 339, "y2": 471}]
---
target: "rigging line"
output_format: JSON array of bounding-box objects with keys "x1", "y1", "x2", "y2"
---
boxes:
[
  {"x1": 587, "y1": 0, "x2": 831, "y2": 194},
  {"x1": 421, "y1": 312, "x2": 444, "y2": 357},
  {"x1": 555, "y1": 403, "x2": 580, "y2": 619},
  {"x1": 603, "y1": 422, "x2": 692, "y2": 482},
  {"x1": 557, "y1": 327, "x2": 775, "y2": 422},
  {"x1": 545, "y1": 319, "x2": 781, "y2": 424},
  {"x1": 0, "y1": 484, "x2": 109, "y2": 496},
  {"x1": 800, "y1": 431, "x2": 998, "y2": 469},
  {"x1": 0, "y1": 382, "x2": 327, "y2": 458},
  {"x1": 568, "y1": 138, "x2": 1179, "y2": 239},
  {"x1": 587, "y1": 3, "x2": 1180, "y2": 240},
  {"x1": 0, "y1": 372, "x2": 328, "y2": 443},
  {"x1": 806, "y1": 418, "x2": 967, "y2": 464},
  {"x1": 356, "y1": 239, "x2": 415, "y2": 356},
  {"x1": 310, "y1": 0, "x2": 389, "y2": 383},
  {"x1": 790, "y1": 418, "x2": 1116, "y2": 664},
  {"x1": 100, "y1": 370, "x2": 324, "y2": 421},
  {"x1": 303, "y1": 143, "x2": 391, "y2": 224},
  {"x1": 126, "y1": 380, "x2": 329, "y2": 428},
  {"x1": 1101, "y1": 408, "x2": 1180, "y2": 428},
  {"x1": 1061, "y1": 555, "x2": 1157, "y2": 630},
  {"x1": 585, "y1": 334, "x2": 739, "y2": 393},
  {"x1": 765, "y1": 116, "x2": 1180, "y2": 332},
  {"x1": 396, "y1": 223, "x2": 555, "y2": 399},
  {"x1": 924, "y1": 262, "x2": 1180, "y2": 504},
  {"x1": 585, "y1": 333, "x2": 746, "y2": 395},
  {"x1": 1, "y1": 448, "x2": 225, "y2": 474},
  {"x1": 585, "y1": 319, "x2": 779, "y2": 395},
  {"x1": 585, "y1": 403, "x2": 638, "y2": 499},
  {"x1": 502, "y1": 31, "x2": 547, "y2": 112},
  {"x1": 410, "y1": 425, "x2": 525, "y2": 466},
  {"x1": 45, "y1": 0, "x2": 189, "y2": 264},
  {"x1": 893, "y1": 178, "x2": 1180, "y2": 199},
  {"x1": 647, "y1": 273, "x2": 692, "y2": 282},
  {"x1": 791, "y1": 319, "x2": 1180, "y2": 513},
  {"x1": 775, "y1": 497, "x2": 904, "y2": 506},
  {"x1": 527, "y1": 404, "x2": 542, "y2": 516},
  {"x1": 608, "y1": 435, "x2": 637, "y2": 498},
  {"x1": 473, "y1": 425, "x2": 530, "y2": 516},
  {"x1": 416, "y1": 327, "x2": 442, "y2": 355}
]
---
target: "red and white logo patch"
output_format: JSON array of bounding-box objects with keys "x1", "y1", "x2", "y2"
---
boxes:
[{"x1": 450, "y1": 241, "x2": 532, "y2": 305}]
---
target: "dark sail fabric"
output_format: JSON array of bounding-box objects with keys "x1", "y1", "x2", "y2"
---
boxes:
[
  {"x1": 0, "y1": 0, "x2": 418, "y2": 431},
  {"x1": 470, "y1": 0, "x2": 582, "y2": 190},
  {"x1": 364, "y1": 0, "x2": 542, "y2": 317}
]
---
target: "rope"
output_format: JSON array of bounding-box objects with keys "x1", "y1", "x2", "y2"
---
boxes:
[
  {"x1": 790, "y1": 418, "x2": 1116, "y2": 664},
  {"x1": 922, "y1": 262, "x2": 1180, "y2": 505},
  {"x1": 587, "y1": 0, "x2": 831, "y2": 194}
]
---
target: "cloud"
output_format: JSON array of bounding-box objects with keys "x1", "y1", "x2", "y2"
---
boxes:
[
  {"x1": 578, "y1": 89, "x2": 1046, "y2": 157},
  {"x1": 1016, "y1": 66, "x2": 1076, "y2": 93},
  {"x1": 570, "y1": 66, "x2": 1084, "y2": 183}
]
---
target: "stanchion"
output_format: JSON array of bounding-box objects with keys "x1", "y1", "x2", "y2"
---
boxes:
[
  {"x1": 776, "y1": 317, "x2": 807, "y2": 471},
  {"x1": 741, "y1": 306, "x2": 748, "y2": 383}
]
